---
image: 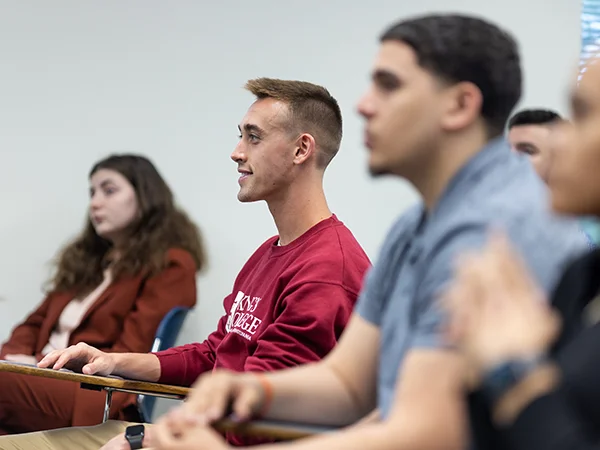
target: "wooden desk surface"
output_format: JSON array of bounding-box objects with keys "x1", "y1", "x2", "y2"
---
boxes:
[
  {"x1": 0, "y1": 360, "x2": 189, "y2": 397},
  {"x1": 0, "y1": 360, "x2": 334, "y2": 439}
]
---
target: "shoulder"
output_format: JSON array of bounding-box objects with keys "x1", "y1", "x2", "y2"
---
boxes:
[
  {"x1": 433, "y1": 164, "x2": 585, "y2": 251},
  {"x1": 314, "y1": 220, "x2": 370, "y2": 262},
  {"x1": 271, "y1": 226, "x2": 369, "y2": 289},
  {"x1": 165, "y1": 248, "x2": 198, "y2": 272},
  {"x1": 302, "y1": 221, "x2": 369, "y2": 263},
  {"x1": 484, "y1": 184, "x2": 587, "y2": 284},
  {"x1": 430, "y1": 193, "x2": 587, "y2": 294}
]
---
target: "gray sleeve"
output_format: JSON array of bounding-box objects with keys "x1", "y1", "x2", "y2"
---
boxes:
[
  {"x1": 410, "y1": 224, "x2": 488, "y2": 349},
  {"x1": 506, "y1": 213, "x2": 589, "y2": 295},
  {"x1": 410, "y1": 214, "x2": 588, "y2": 350},
  {"x1": 355, "y1": 266, "x2": 384, "y2": 326}
]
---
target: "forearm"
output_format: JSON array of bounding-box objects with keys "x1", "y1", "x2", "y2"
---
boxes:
[
  {"x1": 112, "y1": 352, "x2": 162, "y2": 382},
  {"x1": 251, "y1": 390, "x2": 465, "y2": 450},
  {"x1": 262, "y1": 362, "x2": 368, "y2": 426},
  {"x1": 246, "y1": 422, "x2": 398, "y2": 450}
]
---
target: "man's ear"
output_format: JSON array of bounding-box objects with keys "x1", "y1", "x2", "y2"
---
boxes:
[
  {"x1": 293, "y1": 133, "x2": 317, "y2": 165},
  {"x1": 440, "y1": 82, "x2": 483, "y2": 132}
]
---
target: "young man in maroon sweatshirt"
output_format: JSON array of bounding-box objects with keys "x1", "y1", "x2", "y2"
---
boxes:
[{"x1": 18, "y1": 78, "x2": 370, "y2": 450}]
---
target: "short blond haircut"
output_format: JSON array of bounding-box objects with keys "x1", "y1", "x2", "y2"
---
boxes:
[{"x1": 245, "y1": 78, "x2": 343, "y2": 168}]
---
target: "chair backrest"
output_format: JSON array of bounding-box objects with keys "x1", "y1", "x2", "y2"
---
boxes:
[
  {"x1": 151, "y1": 306, "x2": 191, "y2": 353},
  {"x1": 137, "y1": 306, "x2": 191, "y2": 422}
]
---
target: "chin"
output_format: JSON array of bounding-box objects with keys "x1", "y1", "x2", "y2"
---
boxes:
[
  {"x1": 368, "y1": 148, "x2": 398, "y2": 177},
  {"x1": 93, "y1": 223, "x2": 119, "y2": 241},
  {"x1": 93, "y1": 226, "x2": 111, "y2": 238},
  {"x1": 237, "y1": 191, "x2": 260, "y2": 203},
  {"x1": 368, "y1": 160, "x2": 392, "y2": 177}
]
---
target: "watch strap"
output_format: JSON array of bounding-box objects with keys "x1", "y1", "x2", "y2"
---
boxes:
[{"x1": 125, "y1": 425, "x2": 145, "y2": 450}]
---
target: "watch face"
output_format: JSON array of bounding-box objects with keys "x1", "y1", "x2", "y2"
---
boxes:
[{"x1": 126, "y1": 424, "x2": 145, "y2": 438}]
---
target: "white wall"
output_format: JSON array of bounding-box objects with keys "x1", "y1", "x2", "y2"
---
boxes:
[{"x1": 0, "y1": 0, "x2": 581, "y2": 417}]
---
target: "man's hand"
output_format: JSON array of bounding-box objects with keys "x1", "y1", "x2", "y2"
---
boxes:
[
  {"x1": 151, "y1": 412, "x2": 229, "y2": 450},
  {"x1": 37, "y1": 342, "x2": 116, "y2": 375},
  {"x1": 178, "y1": 369, "x2": 268, "y2": 424}
]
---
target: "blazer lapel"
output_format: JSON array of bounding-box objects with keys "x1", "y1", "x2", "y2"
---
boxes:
[
  {"x1": 36, "y1": 291, "x2": 75, "y2": 352},
  {"x1": 76, "y1": 284, "x2": 117, "y2": 328}
]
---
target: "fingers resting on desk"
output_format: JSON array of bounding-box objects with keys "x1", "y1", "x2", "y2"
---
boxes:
[{"x1": 38, "y1": 342, "x2": 116, "y2": 375}]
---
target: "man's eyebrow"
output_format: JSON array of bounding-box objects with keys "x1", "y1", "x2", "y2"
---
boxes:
[
  {"x1": 238, "y1": 123, "x2": 265, "y2": 135},
  {"x1": 372, "y1": 69, "x2": 402, "y2": 86}
]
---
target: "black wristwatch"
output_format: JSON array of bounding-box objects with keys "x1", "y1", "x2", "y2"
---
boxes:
[
  {"x1": 125, "y1": 424, "x2": 145, "y2": 450},
  {"x1": 480, "y1": 354, "x2": 547, "y2": 406}
]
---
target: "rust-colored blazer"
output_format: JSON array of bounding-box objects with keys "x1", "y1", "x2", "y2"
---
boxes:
[{"x1": 0, "y1": 248, "x2": 197, "y2": 425}]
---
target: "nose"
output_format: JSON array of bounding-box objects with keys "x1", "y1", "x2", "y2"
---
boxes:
[
  {"x1": 231, "y1": 141, "x2": 247, "y2": 164},
  {"x1": 89, "y1": 192, "x2": 103, "y2": 211},
  {"x1": 357, "y1": 88, "x2": 376, "y2": 119}
]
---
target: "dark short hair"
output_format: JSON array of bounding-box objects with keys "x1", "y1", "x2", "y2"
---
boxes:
[
  {"x1": 381, "y1": 14, "x2": 522, "y2": 137},
  {"x1": 245, "y1": 78, "x2": 343, "y2": 169},
  {"x1": 507, "y1": 109, "x2": 562, "y2": 129}
]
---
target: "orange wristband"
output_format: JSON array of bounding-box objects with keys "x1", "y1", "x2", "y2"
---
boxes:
[{"x1": 255, "y1": 373, "x2": 273, "y2": 418}]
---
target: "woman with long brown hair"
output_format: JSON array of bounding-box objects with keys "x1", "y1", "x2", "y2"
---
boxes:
[{"x1": 0, "y1": 154, "x2": 206, "y2": 434}]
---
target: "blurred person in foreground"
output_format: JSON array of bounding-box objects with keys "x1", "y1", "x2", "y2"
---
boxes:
[{"x1": 445, "y1": 57, "x2": 600, "y2": 449}]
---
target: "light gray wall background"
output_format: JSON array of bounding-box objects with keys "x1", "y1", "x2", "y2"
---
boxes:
[{"x1": 0, "y1": 0, "x2": 581, "y2": 418}]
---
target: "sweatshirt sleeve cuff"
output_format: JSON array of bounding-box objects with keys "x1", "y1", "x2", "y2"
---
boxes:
[{"x1": 153, "y1": 348, "x2": 186, "y2": 386}]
